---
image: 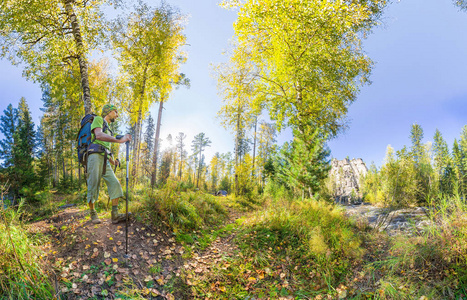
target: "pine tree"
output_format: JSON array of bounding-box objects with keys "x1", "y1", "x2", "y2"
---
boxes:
[
  {"x1": 175, "y1": 132, "x2": 187, "y2": 180},
  {"x1": 409, "y1": 123, "x2": 432, "y2": 203},
  {"x1": 410, "y1": 123, "x2": 424, "y2": 165},
  {"x1": 275, "y1": 128, "x2": 331, "y2": 198},
  {"x1": 14, "y1": 98, "x2": 36, "y2": 192},
  {"x1": 433, "y1": 129, "x2": 453, "y2": 195},
  {"x1": 0, "y1": 104, "x2": 17, "y2": 169},
  {"x1": 191, "y1": 133, "x2": 211, "y2": 188},
  {"x1": 142, "y1": 114, "x2": 155, "y2": 177},
  {"x1": 452, "y1": 139, "x2": 464, "y2": 194}
]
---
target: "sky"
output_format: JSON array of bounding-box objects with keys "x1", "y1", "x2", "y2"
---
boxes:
[{"x1": 1, "y1": 0, "x2": 467, "y2": 167}]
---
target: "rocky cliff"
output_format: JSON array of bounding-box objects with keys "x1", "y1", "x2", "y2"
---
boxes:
[{"x1": 330, "y1": 158, "x2": 368, "y2": 203}]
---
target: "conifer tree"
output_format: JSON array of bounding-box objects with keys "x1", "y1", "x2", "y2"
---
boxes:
[
  {"x1": 275, "y1": 129, "x2": 330, "y2": 198},
  {"x1": 433, "y1": 129, "x2": 453, "y2": 195},
  {"x1": 0, "y1": 104, "x2": 17, "y2": 169},
  {"x1": 191, "y1": 133, "x2": 211, "y2": 188},
  {"x1": 409, "y1": 123, "x2": 432, "y2": 203},
  {"x1": 175, "y1": 132, "x2": 187, "y2": 180},
  {"x1": 452, "y1": 139, "x2": 464, "y2": 194},
  {"x1": 14, "y1": 98, "x2": 36, "y2": 190},
  {"x1": 142, "y1": 114, "x2": 155, "y2": 176}
]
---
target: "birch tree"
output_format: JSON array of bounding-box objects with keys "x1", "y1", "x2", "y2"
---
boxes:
[
  {"x1": 220, "y1": 0, "x2": 387, "y2": 140},
  {"x1": 110, "y1": 2, "x2": 187, "y2": 185},
  {"x1": 0, "y1": 0, "x2": 113, "y2": 114}
]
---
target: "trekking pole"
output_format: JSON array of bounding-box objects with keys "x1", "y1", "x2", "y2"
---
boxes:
[{"x1": 125, "y1": 140, "x2": 129, "y2": 256}]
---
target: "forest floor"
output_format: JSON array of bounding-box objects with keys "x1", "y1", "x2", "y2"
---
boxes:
[
  {"x1": 20, "y1": 194, "x2": 465, "y2": 300},
  {"x1": 27, "y1": 200, "x2": 244, "y2": 300}
]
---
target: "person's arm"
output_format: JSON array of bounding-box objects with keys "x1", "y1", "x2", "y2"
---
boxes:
[{"x1": 94, "y1": 128, "x2": 131, "y2": 143}]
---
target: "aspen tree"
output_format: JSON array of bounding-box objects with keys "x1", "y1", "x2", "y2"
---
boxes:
[{"x1": 110, "y1": 2, "x2": 187, "y2": 185}]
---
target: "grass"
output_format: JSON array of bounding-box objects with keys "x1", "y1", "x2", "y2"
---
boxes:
[
  {"x1": 186, "y1": 196, "x2": 366, "y2": 299},
  {"x1": 347, "y1": 193, "x2": 467, "y2": 299},
  {"x1": 141, "y1": 181, "x2": 228, "y2": 233},
  {"x1": 0, "y1": 200, "x2": 55, "y2": 299},
  {"x1": 4, "y1": 181, "x2": 467, "y2": 299}
]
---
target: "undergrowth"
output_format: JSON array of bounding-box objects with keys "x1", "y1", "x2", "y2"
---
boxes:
[
  {"x1": 188, "y1": 196, "x2": 365, "y2": 299},
  {"x1": 0, "y1": 200, "x2": 55, "y2": 299},
  {"x1": 351, "y1": 194, "x2": 467, "y2": 299},
  {"x1": 141, "y1": 181, "x2": 229, "y2": 233}
]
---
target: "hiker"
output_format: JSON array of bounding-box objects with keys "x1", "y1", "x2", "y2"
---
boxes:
[{"x1": 87, "y1": 104, "x2": 131, "y2": 224}]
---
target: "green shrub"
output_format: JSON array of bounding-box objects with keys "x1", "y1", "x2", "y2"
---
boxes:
[{"x1": 143, "y1": 182, "x2": 227, "y2": 233}]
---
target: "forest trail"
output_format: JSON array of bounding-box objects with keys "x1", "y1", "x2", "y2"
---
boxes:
[{"x1": 28, "y1": 204, "x2": 244, "y2": 300}]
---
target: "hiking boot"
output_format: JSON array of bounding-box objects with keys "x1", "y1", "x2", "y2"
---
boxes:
[
  {"x1": 90, "y1": 210, "x2": 102, "y2": 224},
  {"x1": 111, "y1": 211, "x2": 131, "y2": 224}
]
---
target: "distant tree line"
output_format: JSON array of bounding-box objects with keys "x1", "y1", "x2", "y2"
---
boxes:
[{"x1": 362, "y1": 124, "x2": 467, "y2": 207}]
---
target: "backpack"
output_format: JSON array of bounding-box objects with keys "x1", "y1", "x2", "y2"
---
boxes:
[{"x1": 76, "y1": 114, "x2": 111, "y2": 173}]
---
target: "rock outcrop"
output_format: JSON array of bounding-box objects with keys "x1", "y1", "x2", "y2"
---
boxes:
[{"x1": 330, "y1": 158, "x2": 368, "y2": 203}]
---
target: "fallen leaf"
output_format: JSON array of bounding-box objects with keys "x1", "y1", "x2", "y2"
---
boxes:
[
  {"x1": 112, "y1": 258, "x2": 118, "y2": 263},
  {"x1": 150, "y1": 288, "x2": 160, "y2": 296},
  {"x1": 144, "y1": 275, "x2": 153, "y2": 282},
  {"x1": 104, "y1": 259, "x2": 111, "y2": 265},
  {"x1": 104, "y1": 252, "x2": 111, "y2": 258},
  {"x1": 166, "y1": 293, "x2": 174, "y2": 300},
  {"x1": 113, "y1": 247, "x2": 117, "y2": 253}
]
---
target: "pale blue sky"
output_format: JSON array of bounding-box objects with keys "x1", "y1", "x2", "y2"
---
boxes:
[{"x1": 1, "y1": 0, "x2": 467, "y2": 167}]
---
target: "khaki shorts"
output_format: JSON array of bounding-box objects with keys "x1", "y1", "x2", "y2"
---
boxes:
[{"x1": 86, "y1": 154, "x2": 123, "y2": 204}]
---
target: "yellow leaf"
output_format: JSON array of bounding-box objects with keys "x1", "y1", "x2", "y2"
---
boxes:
[
  {"x1": 248, "y1": 277, "x2": 256, "y2": 282},
  {"x1": 112, "y1": 258, "x2": 118, "y2": 263}
]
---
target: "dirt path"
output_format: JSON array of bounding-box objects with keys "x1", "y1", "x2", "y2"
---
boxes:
[
  {"x1": 29, "y1": 204, "x2": 245, "y2": 300},
  {"x1": 30, "y1": 207, "x2": 188, "y2": 299}
]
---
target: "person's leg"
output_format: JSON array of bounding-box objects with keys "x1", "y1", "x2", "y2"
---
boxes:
[
  {"x1": 87, "y1": 154, "x2": 104, "y2": 224},
  {"x1": 102, "y1": 161, "x2": 125, "y2": 223}
]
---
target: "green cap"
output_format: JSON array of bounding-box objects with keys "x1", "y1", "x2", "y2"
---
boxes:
[{"x1": 101, "y1": 104, "x2": 117, "y2": 117}]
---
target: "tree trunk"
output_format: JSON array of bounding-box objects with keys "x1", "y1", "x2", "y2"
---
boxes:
[
  {"x1": 63, "y1": 0, "x2": 91, "y2": 114},
  {"x1": 179, "y1": 144, "x2": 184, "y2": 181},
  {"x1": 252, "y1": 116, "x2": 257, "y2": 177},
  {"x1": 70, "y1": 141, "x2": 74, "y2": 185},
  {"x1": 151, "y1": 100, "x2": 164, "y2": 187},
  {"x1": 196, "y1": 151, "x2": 202, "y2": 188},
  {"x1": 234, "y1": 110, "x2": 240, "y2": 196},
  {"x1": 78, "y1": 163, "x2": 81, "y2": 188},
  {"x1": 131, "y1": 108, "x2": 143, "y2": 185},
  {"x1": 131, "y1": 72, "x2": 147, "y2": 186},
  {"x1": 173, "y1": 151, "x2": 177, "y2": 180}
]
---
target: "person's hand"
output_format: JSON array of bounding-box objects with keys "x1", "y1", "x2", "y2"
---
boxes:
[
  {"x1": 109, "y1": 157, "x2": 118, "y2": 166},
  {"x1": 119, "y1": 134, "x2": 132, "y2": 143}
]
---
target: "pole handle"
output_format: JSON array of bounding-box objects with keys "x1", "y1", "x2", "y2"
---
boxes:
[{"x1": 125, "y1": 141, "x2": 129, "y2": 161}]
